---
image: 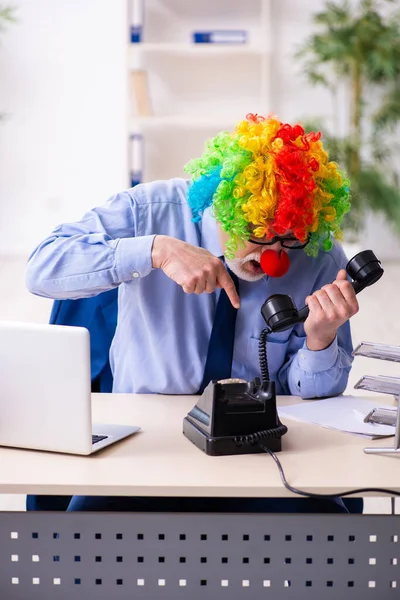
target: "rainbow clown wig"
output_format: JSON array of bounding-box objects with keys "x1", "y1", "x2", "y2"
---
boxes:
[{"x1": 184, "y1": 113, "x2": 351, "y2": 259}]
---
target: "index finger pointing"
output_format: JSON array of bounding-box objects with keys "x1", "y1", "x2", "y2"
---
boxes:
[{"x1": 217, "y1": 267, "x2": 240, "y2": 309}]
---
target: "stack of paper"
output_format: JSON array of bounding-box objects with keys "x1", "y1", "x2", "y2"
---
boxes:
[{"x1": 278, "y1": 395, "x2": 396, "y2": 439}]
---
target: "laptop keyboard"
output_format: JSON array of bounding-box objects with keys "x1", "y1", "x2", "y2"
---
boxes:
[{"x1": 92, "y1": 434, "x2": 108, "y2": 445}]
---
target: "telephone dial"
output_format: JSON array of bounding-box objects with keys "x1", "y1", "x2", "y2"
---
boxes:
[{"x1": 183, "y1": 250, "x2": 384, "y2": 455}]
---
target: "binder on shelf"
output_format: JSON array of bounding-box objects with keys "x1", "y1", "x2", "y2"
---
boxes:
[
  {"x1": 129, "y1": 0, "x2": 144, "y2": 43},
  {"x1": 130, "y1": 70, "x2": 153, "y2": 117},
  {"x1": 192, "y1": 30, "x2": 247, "y2": 44},
  {"x1": 129, "y1": 133, "x2": 143, "y2": 188},
  {"x1": 353, "y1": 341, "x2": 400, "y2": 363}
]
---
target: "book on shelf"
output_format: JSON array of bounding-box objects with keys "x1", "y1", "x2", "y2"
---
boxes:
[
  {"x1": 129, "y1": 134, "x2": 143, "y2": 188},
  {"x1": 192, "y1": 30, "x2": 247, "y2": 44},
  {"x1": 129, "y1": 0, "x2": 144, "y2": 43},
  {"x1": 130, "y1": 70, "x2": 153, "y2": 117}
]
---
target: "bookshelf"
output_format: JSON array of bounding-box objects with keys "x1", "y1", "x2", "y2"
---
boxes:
[
  {"x1": 127, "y1": 0, "x2": 272, "y2": 184},
  {"x1": 130, "y1": 43, "x2": 264, "y2": 55}
]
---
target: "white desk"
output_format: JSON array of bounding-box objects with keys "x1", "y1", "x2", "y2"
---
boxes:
[
  {"x1": 0, "y1": 394, "x2": 398, "y2": 497},
  {"x1": 0, "y1": 394, "x2": 399, "y2": 600}
]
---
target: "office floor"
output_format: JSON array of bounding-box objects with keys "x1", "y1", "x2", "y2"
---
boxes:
[{"x1": 0, "y1": 256, "x2": 399, "y2": 514}]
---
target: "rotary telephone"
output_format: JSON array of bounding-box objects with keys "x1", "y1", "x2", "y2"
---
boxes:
[{"x1": 183, "y1": 250, "x2": 384, "y2": 455}]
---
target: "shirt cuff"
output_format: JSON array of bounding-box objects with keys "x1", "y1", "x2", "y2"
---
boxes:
[
  {"x1": 296, "y1": 336, "x2": 339, "y2": 373},
  {"x1": 115, "y1": 235, "x2": 156, "y2": 282}
]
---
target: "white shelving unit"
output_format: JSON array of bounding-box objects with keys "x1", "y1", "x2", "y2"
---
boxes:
[
  {"x1": 128, "y1": 0, "x2": 272, "y2": 184},
  {"x1": 130, "y1": 43, "x2": 265, "y2": 55}
]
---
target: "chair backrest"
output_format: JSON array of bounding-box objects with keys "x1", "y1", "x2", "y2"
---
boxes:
[{"x1": 49, "y1": 288, "x2": 118, "y2": 392}]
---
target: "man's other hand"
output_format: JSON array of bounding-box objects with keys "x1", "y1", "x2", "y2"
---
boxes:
[{"x1": 304, "y1": 269, "x2": 359, "y2": 351}]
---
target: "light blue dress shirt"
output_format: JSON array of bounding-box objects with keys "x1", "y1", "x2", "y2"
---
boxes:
[{"x1": 26, "y1": 178, "x2": 353, "y2": 397}]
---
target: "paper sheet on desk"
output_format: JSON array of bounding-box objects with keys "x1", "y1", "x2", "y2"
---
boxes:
[{"x1": 278, "y1": 395, "x2": 395, "y2": 439}]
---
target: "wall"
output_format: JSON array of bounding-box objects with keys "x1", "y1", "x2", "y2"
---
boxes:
[
  {"x1": 0, "y1": 0, "x2": 128, "y2": 255},
  {"x1": 0, "y1": 0, "x2": 398, "y2": 259}
]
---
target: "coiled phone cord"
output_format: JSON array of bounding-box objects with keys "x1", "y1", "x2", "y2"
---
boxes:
[
  {"x1": 258, "y1": 328, "x2": 270, "y2": 383},
  {"x1": 234, "y1": 425, "x2": 288, "y2": 447},
  {"x1": 243, "y1": 326, "x2": 289, "y2": 444}
]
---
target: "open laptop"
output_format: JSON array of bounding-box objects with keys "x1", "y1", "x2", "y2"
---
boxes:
[{"x1": 0, "y1": 321, "x2": 140, "y2": 454}]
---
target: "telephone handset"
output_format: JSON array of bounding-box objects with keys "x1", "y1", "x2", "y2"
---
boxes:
[
  {"x1": 261, "y1": 250, "x2": 384, "y2": 333},
  {"x1": 183, "y1": 249, "x2": 384, "y2": 456}
]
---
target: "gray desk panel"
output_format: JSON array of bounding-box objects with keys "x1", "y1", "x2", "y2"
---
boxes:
[{"x1": 0, "y1": 512, "x2": 399, "y2": 599}]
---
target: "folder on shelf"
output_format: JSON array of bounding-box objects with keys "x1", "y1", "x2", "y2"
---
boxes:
[
  {"x1": 129, "y1": 0, "x2": 144, "y2": 43},
  {"x1": 192, "y1": 30, "x2": 247, "y2": 44},
  {"x1": 130, "y1": 70, "x2": 153, "y2": 117}
]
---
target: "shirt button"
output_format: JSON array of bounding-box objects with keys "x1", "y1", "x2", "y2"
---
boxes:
[{"x1": 132, "y1": 271, "x2": 140, "y2": 278}]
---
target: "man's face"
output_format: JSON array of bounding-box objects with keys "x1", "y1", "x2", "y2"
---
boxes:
[{"x1": 217, "y1": 224, "x2": 292, "y2": 282}]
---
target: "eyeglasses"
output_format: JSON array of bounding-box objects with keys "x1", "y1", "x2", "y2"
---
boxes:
[{"x1": 248, "y1": 234, "x2": 310, "y2": 250}]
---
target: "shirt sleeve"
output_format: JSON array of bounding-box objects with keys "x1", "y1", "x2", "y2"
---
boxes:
[
  {"x1": 25, "y1": 189, "x2": 155, "y2": 299},
  {"x1": 276, "y1": 250, "x2": 354, "y2": 399}
]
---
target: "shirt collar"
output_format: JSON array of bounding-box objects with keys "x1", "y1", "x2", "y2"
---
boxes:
[{"x1": 200, "y1": 208, "x2": 223, "y2": 258}]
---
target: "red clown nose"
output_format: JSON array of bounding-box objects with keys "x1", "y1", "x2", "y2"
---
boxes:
[{"x1": 259, "y1": 249, "x2": 290, "y2": 278}]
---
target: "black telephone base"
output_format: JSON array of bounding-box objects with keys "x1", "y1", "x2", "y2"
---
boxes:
[
  {"x1": 182, "y1": 379, "x2": 286, "y2": 456},
  {"x1": 183, "y1": 417, "x2": 282, "y2": 456}
]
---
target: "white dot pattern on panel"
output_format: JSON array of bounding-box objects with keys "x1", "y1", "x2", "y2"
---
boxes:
[{"x1": 2, "y1": 518, "x2": 400, "y2": 593}]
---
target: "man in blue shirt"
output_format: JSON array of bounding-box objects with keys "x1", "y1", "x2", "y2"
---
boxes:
[{"x1": 25, "y1": 114, "x2": 359, "y2": 513}]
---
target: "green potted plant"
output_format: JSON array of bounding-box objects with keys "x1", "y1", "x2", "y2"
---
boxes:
[{"x1": 296, "y1": 0, "x2": 400, "y2": 248}]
